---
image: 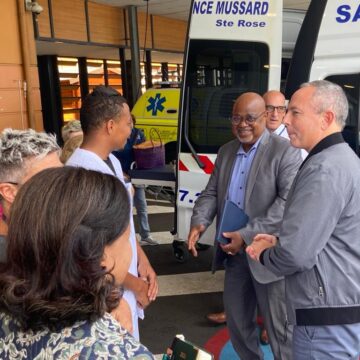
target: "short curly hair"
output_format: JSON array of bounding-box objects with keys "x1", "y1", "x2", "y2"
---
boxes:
[
  {"x1": 0, "y1": 128, "x2": 60, "y2": 183},
  {"x1": 0, "y1": 167, "x2": 130, "y2": 330},
  {"x1": 80, "y1": 86, "x2": 128, "y2": 135}
]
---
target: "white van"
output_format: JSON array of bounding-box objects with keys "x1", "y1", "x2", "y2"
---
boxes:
[
  {"x1": 173, "y1": 0, "x2": 360, "y2": 260},
  {"x1": 285, "y1": 1, "x2": 360, "y2": 156}
]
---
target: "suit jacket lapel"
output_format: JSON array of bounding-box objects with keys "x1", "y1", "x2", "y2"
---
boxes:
[
  {"x1": 244, "y1": 130, "x2": 270, "y2": 210},
  {"x1": 221, "y1": 140, "x2": 240, "y2": 205},
  {"x1": 212, "y1": 140, "x2": 241, "y2": 272}
]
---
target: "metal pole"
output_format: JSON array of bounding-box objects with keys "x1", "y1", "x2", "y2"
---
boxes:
[
  {"x1": 145, "y1": 50, "x2": 152, "y2": 89},
  {"x1": 119, "y1": 48, "x2": 128, "y2": 98},
  {"x1": 78, "y1": 57, "x2": 89, "y2": 100},
  {"x1": 127, "y1": 5, "x2": 142, "y2": 104}
]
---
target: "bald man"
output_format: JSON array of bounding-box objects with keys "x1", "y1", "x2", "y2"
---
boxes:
[
  {"x1": 188, "y1": 93, "x2": 302, "y2": 359},
  {"x1": 264, "y1": 90, "x2": 308, "y2": 161},
  {"x1": 263, "y1": 90, "x2": 288, "y2": 138}
]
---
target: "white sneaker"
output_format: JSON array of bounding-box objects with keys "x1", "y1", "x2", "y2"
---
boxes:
[{"x1": 139, "y1": 237, "x2": 159, "y2": 246}]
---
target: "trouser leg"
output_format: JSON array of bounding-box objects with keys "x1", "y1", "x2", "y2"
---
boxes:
[
  {"x1": 224, "y1": 252, "x2": 263, "y2": 360},
  {"x1": 133, "y1": 186, "x2": 151, "y2": 239},
  {"x1": 253, "y1": 277, "x2": 293, "y2": 360}
]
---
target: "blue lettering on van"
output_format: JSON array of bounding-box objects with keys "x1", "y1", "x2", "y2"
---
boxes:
[
  {"x1": 237, "y1": 19, "x2": 266, "y2": 27},
  {"x1": 216, "y1": 19, "x2": 234, "y2": 26},
  {"x1": 216, "y1": 1, "x2": 269, "y2": 15},
  {"x1": 192, "y1": 1, "x2": 214, "y2": 14},
  {"x1": 147, "y1": 93, "x2": 166, "y2": 116},
  {"x1": 217, "y1": 18, "x2": 266, "y2": 27},
  {"x1": 336, "y1": 5, "x2": 352, "y2": 22},
  {"x1": 336, "y1": 4, "x2": 360, "y2": 23}
]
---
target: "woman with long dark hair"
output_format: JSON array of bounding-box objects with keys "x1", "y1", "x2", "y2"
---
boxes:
[{"x1": 0, "y1": 167, "x2": 153, "y2": 359}]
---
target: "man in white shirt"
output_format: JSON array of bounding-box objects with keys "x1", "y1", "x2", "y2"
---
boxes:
[
  {"x1": 263, "y1": 90, "x2": 289, "y2": 138},
  {"x1": 66, "y1": 86, "x2": 158, "y2": 340},
  {"x1": 264, "y1": 90, "x2": 307, "y2": 159}
]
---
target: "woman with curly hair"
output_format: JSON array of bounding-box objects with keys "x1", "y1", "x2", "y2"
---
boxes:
[{"x1": 0, "y1": 166, "x2": 154, "y2": 359}]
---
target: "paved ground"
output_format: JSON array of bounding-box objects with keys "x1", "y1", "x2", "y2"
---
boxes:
[{"x1": 134, "y1": 196, "x2": 226, "y2": 357}]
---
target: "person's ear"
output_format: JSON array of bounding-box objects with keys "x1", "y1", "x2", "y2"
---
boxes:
[
  {"x1": 101, "y1": 246, "x2": 115, "y2": 271},
  {"x1": 321, "y1": 110, "x2": 335, "y2": 130},
  {"x1": 0, "y1": 183, "x2": 18, "y2": 205},
  {"x1": 105, "y1": 119, "x2": 115, "y2": 134}
]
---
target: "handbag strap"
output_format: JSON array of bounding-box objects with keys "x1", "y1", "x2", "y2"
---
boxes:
[{"x1": 150, "y1": 128, "x2": 163, "y2": 147}]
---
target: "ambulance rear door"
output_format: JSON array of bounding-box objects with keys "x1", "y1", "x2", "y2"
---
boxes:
[{"x1": 285, "y1": 0, "x2": 360, "y2": 155}]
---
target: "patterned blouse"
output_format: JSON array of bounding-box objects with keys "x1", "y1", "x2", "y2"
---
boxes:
[{"x1": 0, "y1": 312, "x2": 154, "y2": 359}]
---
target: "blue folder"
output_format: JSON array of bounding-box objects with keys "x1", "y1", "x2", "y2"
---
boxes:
[{"x1": 216, "y1": 200, "x2": 249, "y2": 244}]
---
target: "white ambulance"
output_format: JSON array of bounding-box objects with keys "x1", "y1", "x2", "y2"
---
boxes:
[{"x1": 173, "y1": 0, "x2": 360, "y2": 261}]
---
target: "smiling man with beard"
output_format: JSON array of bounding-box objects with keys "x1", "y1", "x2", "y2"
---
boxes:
[{"x1": 187, "y1": 92, "x2": 302, "y2": 360}]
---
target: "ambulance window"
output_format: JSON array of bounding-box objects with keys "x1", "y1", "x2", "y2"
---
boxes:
[
  {"x1": 326, "y1": 74, "x2": 360, "y2": 156},
  {"x1": 185, "y1": 39, "x2": 269, "y2": 152}
]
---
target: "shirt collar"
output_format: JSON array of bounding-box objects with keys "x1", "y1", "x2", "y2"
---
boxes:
[
  {"x1": 237, "y1": 133, "x2": 264, "y2": 155},
  {"x1": 274, "y1": 124, "x2": 286, "y2": 136},
  {"x1": 299, "y1": 132, "x2": 345, "y2": 170}
]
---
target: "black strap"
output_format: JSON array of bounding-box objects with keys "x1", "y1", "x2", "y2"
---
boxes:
[{"x1": 103, "y1": 158, "x2": 116, "y2": 175}]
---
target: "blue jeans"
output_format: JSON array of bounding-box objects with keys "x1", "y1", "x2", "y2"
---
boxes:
[
  {"x1": 133, "y1": 185, "x2": 151, "y2": 240},
  {"x1": 293, "y1": 323, "x2": 360, "y2": 359}
]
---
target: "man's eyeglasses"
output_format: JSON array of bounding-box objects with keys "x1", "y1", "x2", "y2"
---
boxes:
[
  {"x1": 230, "y1": 111, "x2": 266, "y2": 125},
  {"x1": 265, "y1": 105, "x2": 287, "y2": 114}
]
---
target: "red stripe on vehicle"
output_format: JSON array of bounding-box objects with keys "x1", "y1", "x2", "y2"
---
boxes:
[
  {"x1": 198, "y1": 155, "x2": 215, "y2": 174},
  {"x1": 179, "y1": 160, "x2": 189, "y2": 171}
]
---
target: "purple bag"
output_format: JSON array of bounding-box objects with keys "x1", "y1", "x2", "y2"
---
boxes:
[{"x1": 133, "y1": 128, "x2": 165, "y2": 169}]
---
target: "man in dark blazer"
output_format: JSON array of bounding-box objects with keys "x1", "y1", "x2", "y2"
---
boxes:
[{"x1": 188, "y1": 92, "x2": 302, "y2": 359}]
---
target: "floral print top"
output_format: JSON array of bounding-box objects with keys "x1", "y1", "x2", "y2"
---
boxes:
[{"x1": 0, "y1": 312, "x2": 154, "y2": 359}]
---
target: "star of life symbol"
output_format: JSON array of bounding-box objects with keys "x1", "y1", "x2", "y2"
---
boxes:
[{"x1": 147, "y1": 93, "x2": 166, "y2": 115}]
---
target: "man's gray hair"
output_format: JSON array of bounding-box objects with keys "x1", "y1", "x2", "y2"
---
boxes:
[
  {"x1": 0, "y1": 128, "x2": 60, "y2": 183},
  {"x1": 301, "y1": 80, "x2": 348, "y2": 129}
]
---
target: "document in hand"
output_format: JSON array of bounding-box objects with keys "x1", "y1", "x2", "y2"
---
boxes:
[{"x1": 216, "y1": 200, "x2": 249, "y2": 244}]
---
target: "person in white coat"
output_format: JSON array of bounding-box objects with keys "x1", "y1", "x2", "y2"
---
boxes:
[{"x1": 66, "y1": 85, "x2": 158, "y2": 341}]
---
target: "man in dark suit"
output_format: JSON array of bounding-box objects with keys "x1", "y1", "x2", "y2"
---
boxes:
[{"x1": 188, "y1": 92, "x2": 302, "y2": 359}]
